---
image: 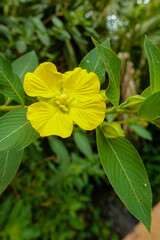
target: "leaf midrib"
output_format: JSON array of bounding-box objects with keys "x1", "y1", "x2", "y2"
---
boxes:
[
  {"x1": 106, "y1": 138, "x2": 147, "y2": 224},
  {"x1": 93, "y1": 56, "x2": 100, "y2": 73},
  {"x1": 20, "y1": 60, "x2": 30, "y2": 79},
  {"x1": 0, "y1": 70, "x2": 24, "y2": 105},
  {"x1": 0, "y1": 121, "x2": 29, "y2": 144}
]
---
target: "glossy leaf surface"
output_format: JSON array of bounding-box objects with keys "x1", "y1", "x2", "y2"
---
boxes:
[
  {"x1": 0, "y1": 150, "x2": 23, "y2": 195},
  {"x1": 93, "y1": 38, "x2": 121, "y2": 107},
  {"x1": 0, "y1": 108, "x2": 39, "y2": 151},
  {"x1": 12, "y1": 51, "x2": 38, "y2": 82},
  {"x1": 96, "y1": 128, "x2": 152, "y2": 231}
]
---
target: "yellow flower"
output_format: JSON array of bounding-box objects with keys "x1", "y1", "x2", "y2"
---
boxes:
[{"x1": 24, "y1": 62, "x2": 106, "y2": 138}]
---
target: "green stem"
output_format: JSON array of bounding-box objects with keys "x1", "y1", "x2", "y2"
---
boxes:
[
  {"x1": 106, "y1": 106, "x2": 131, "y2": 115},
  {"x1": 4, "y1": 97, "x2": 11, "y2": 106},
  {"x1": 0, "y1": 105, "x2": 26, "y2": 111}
]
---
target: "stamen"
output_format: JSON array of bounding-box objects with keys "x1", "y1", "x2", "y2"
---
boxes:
[{"x1": 55, "y1": 92, "x2": 70, "y2": 112}]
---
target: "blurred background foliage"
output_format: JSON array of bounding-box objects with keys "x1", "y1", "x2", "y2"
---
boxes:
[{"x1": 0, "y1": 0, "x2": 160, "y2": 239}]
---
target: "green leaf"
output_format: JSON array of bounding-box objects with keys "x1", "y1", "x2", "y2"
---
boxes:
[
  {"x1": 48, "y1": 136, "x2": 70, "y2": 162},
  {"x1": 119, "y1": 95, "x2": 146, "y2": 113},
  {"x1": 33, "y1": 17, "x2": 46, "y2": 32},
  {"x1": 51, "y1": 17, "x2": 64, "y2": 27},
  {"x1": 130, "y1": 125, "x2": 152, "y2": 141},
  {"x1": 153, "y1": 118, "x2": 160, "y2": 127},
  {"x1": 96, "y1": 128, "x2": 152, "y2": 231},
  {"x1": 0, "y1": 54, "x2": 25, "y2": 105},
  {"x1": 12, "y1": 51, "x2": 38, "y2": 82},
  {"x1": 73, "y1": 131, "x2": 93, "y2": 160},
  {"x1": 139, "y1": 91, "x2": 160, "y2": 126},
  {"x1": 92, "y1": 38, "x2": 121, "y2": 107},
  {"x1": 145, "y1": 36, "x2": 160, "y2": 93},
  {"x1": 25, "y1": 18, "x2": 34, "y2": 38},
  {"x1": 100, "y1": 122, "x2": 124, "y2": 138},
  {"x1": 0, "y1": 150, "x2": 23, "y2": 195},
  {"x1": 141, "y1": 86, "x2": 151, "y2": 98},
  {"x1": 0, "y1": 108, "x2": 39, "y2": 151},
  {"x1": 0, "y1": 24, "x2": 12, "y2": 40},
  {"x1": 79, "y1": 39, "x2": 110, "y2": 84},
  {"x1": 16, "y1": 39, "x2": 27, "y2": 54},
  {"x1": 36, "y1": 30, "x2": 50, "y2": 46}
]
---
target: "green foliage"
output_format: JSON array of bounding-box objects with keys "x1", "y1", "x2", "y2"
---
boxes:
[
  {"x1": 0, "y1": 54, "x2": 25, "y2": 105},
  {"x1": 0, "y1": 140, "x2": 118, "y2": 240},
  {"x1": 0, "y1": 36, "x2": 158, "y2": 234},
  {"x1": 0, "y1": 0, "x2": 109, "y2": 70},
  {"x1": 0, "y1": 2, "x2": 160, "y2": 234},
  {"x1": 96, "y1": 128, "x2": 152, "y2": 231},
  {"x1": 141, "y1": 86, "x2": 151, "y2": 98},
  {"x1": 0, "y1": 108, "x2": 39, "y2": 151},
  {"x1": 140, "y1": 129, "x2": 160, "y2": 205},
  {"x1": 48, "y1": 136, "x2": 70, "y2": 162},
  {"x1": 139, "y1": 91, "x2": 160, "y2": 127},
  {"x1": 92, "y1": 38, "x2": 121, "y2": 107},
  {"x1": 73, "y1": 130, "x2": 93, "y2": 160},
  {"x1": 79, "y1": 39, "x2": 110, "y2": 84},
  {"x1": 0, "y1": 198, "x2": 40, "y2": 239},
  {"x1": 99, "y1": 122, "x2": 124, "y2": 138},
  {"x1": 0, "y1": 150, "x2": 23, "y2": 195},
  {"x1": 129, "y1": 125, "x2": 152, "y2": 141},
  {"x1": 144, "y1": 36, "x2": 160, "y2": 93},
  {"x1": 119, "y1": 95, "x2": 145, "y2": 113},
  {"x1": 12, "y1": 51, "x2": 38, "y2": 82}
]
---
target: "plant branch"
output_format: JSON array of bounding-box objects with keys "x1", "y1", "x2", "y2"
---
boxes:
[
  {"x1": 106, "y1": 106, "x2": 132, "y2": 115},
  {"x1": 0, "y1": 105, "x2": 26, "y2": 111}
]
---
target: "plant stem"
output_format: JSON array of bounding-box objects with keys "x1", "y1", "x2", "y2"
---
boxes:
[
  {"x1": 106, "y1": 106, "x2": 131, "y2": 115},
  {"x1": 4, "y1": 97, "x2": 11, "y2": 106},
  {"x1": 0, "y1": 105, "x2": 26, "y2": 111}
]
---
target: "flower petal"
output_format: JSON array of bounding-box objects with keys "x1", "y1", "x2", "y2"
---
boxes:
[
  {"x1": 27, "y1": 102, "x2": 73, "y2": 138},
  {"x1": 24, "y1": 62, "x2": 63, "y2": 98},
  {"x1": 63, "y1": 68, "x2": 100, "y2": 97},
  {"x1": 69, "y1": 95, "x2": 106, "y2": 130}
]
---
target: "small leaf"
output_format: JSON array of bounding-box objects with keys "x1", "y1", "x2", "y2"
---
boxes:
[
  {"x1": 79, "y1": 39, "x2": 110, "y2": 84},
  {"x1": 130, "y1": 125, "x2": 152, "y2": 141},
  {"x1": 139, "y1": 91, "x2": 160, "y2": 127},
  {"x1": 119, "y1": 95, "x2": 146, "y2": 113},
  {"x1": 145, "y1": 36, "x2": 160, "y2": 93},
  {"x1": 73, "y1": 131, "x2": 93, "y2": 160},
  {"x1": 16, "y1": 39, "x2": 27, "y2": 54},
  {"x1": 33, "y1": 17, "x2": 46, "y2": 32},
  {"x1": 12, "y1": 51, "x2": 38, "y2": 82},
  {"x1": 36, "y1": 30, "x2": 50, "y2": 46},
  {"x1": 0, "y1": 54, "x2": 25, "y2": 105},
  {"x1": 92, "y1": 38, "x2": 121, "y2": 107},
  {"x1": 0, "y1": 150, "x2": 23, "y2": 195},
  {"x1": 48, "y1": 136, "x2": 70, "y2": 162},
  {"x1": 0, "y1": 108, "x2": 39, "y2": 151},
  {"x1": 0, "y1": 24, "x2": 12, "y2": 40},
  {"x1": 51, "y1": 17, "x2": 64, "y2": 27},
  {"x1": 25, "y1": 18, "x2": 34, "y2": 38},
  {"x1": 141, "y1": 86, "x2": 151, "y2": 98},
  {"x1": 96, "y1": 128, "x2": 152, "y2": 231},
  {"x1": 99, "y1": 122, "x2": 124, "y2": 138}
]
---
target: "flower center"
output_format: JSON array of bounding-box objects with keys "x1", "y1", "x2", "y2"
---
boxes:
[{"x1": 55, "y1": 93, "x2": 69, "y2": 112}]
